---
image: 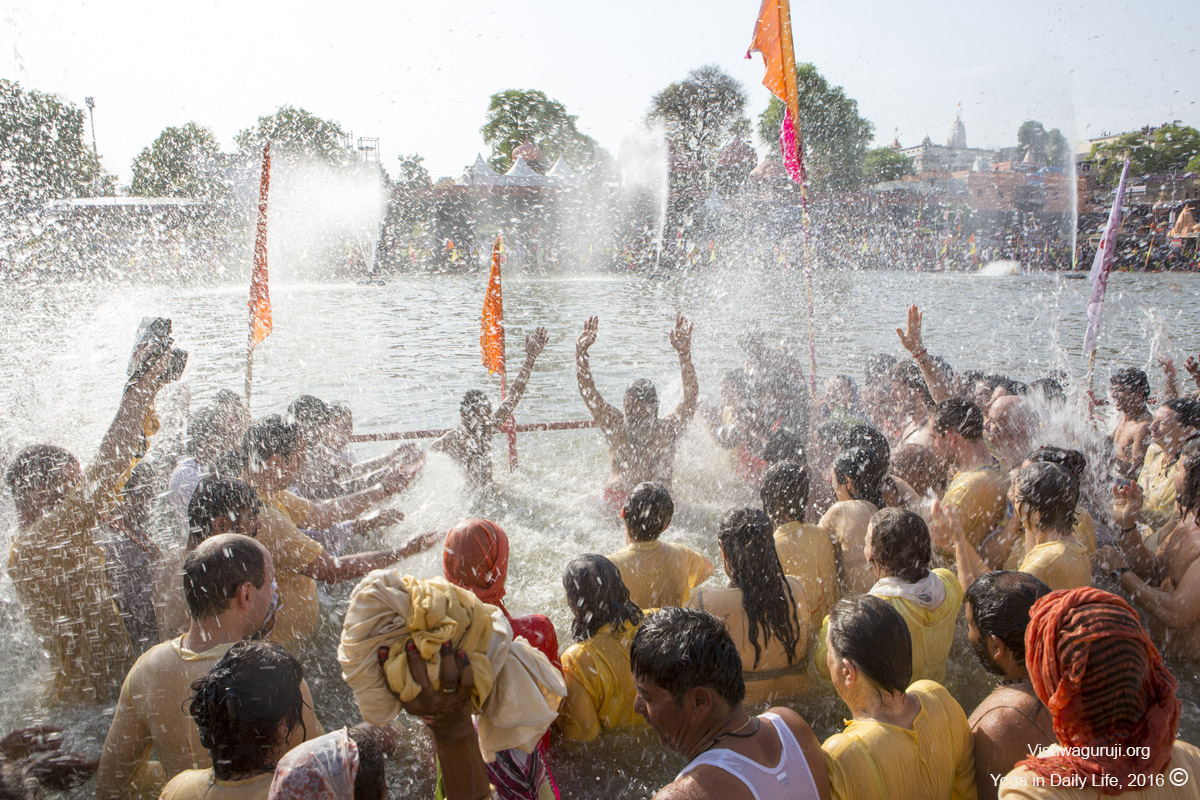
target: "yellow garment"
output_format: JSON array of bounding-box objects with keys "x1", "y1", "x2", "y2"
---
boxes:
[
  {"x1": 338, "y1": 573, "x2": 565, "y2": 760},
  {"x1": 999, "y1": 741, "x2": 1200, "y2": 799},
  {"x1": 100, "y1": 637, "x2": 323, "y2": 799},
  {"x1": 942, "y1": 464, "x2": 1008, "y2": 548},
  {"x1": 558, "y1": 620, "x2": 647, "y2": 741},
  {"x1": 823, "y1": 680, "x2": 977, "y2": 800},
  {"x1": 774, "y1": 522, "x2": 839, "y2": 627},
  {"x1": 1138, "y1": 444, "x2": 1177, "y2": 531},
  {"x1": 6, "y1": 461, "x2": 135, "y2": 704},
  {"x1": 269, "y1": 490, "x2": 314, "y2": 528},
  {"x1": 1002, "y1": 508, "x2": 1097, "y2": 571},
  {"x1": 160, "y1": 769, "x2": 272, "y2": 800},
  {"x1": 687, "y1": 579, "x2": 809, "y2": 705},
  {"x1": 255, "y1": 504, "x2": 324, "y2": 645},
  {"x1": 1018, "y1": 540, "x2": 1092, "y2": 592},
  {"x1": 874, "y1": 569, "x2": 963, "y2": 684},
  {"x1": 607, "y1": 540, "x2": 712, "y2": 610}
]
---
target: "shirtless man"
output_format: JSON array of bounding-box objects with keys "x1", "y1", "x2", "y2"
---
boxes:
[
  {"x1": 1110, "y1": 367, "x2": 1153, "y2": 479},
  {"x1": 963, "y1": 571, "x2": 1054, "y2": 800},
  {"x1": 1099, "y1": 436, "x2": 1200, "y2": 664},
  {"x1": 432, "y1": 327, "x2": 548, "y2": 489},
  {"x1": 576, "y1": 315, "x2": 699, "y2": 507}
]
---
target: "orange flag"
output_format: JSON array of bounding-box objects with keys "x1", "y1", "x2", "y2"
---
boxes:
[
  {"x1": 481, "y1": 234, "x2": 505, "y2": 375},
  {"x1": 748, "y1": 0, "x2": 806, "y2": 193},
  {"x1": 248, "y1": 142, "x2": 272, "y2": 347}
]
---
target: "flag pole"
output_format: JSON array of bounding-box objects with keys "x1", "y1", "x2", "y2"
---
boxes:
[
  {"x1": 246, "y1": 141, "x2": 274, "y2": 409},
  {"x1": 481, "y1": 234, "x2": 518, "y2": 470}
]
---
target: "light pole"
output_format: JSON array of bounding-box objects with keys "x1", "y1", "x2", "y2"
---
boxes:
[{"x1": 84, "y1": 96, "x2": 98, "y2": 158}]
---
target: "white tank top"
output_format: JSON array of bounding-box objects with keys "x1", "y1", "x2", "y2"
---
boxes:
[{"x1": 676, "y1": 712, "x2": 821, "y2": 800}]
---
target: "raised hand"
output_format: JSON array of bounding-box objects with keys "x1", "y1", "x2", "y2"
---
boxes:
[
  {"x1": 577, "y1": 316, "x2": 598, "y2": 356},
  {"x1": 896, "y1": 304, "x2": 925, "y2": 355},
  {"x1": 1184, "y1": 353, "x2": 1200, "y2": 387},
  {"x1": 1112, "y1": 480, "x2": 1144, "y2": 530},
  {"x1": 669, "y1": 315, "x2": 693, "y2": 355},
  {"x1": 394, "y1": 641, "x2": 476, "y2": 737},
  {"x1": 399, "y1": 529, "x2": 444, "y2": 558},
  {"x1": 927, "y1": 498, "x2": 961, "y2": 552},
  {"x1": 0, "y1": 725, "x2": 62, "y2": 761},
  {"x1": 526, "y1": 327, "x2": 549, "y2": 359},
  {"x1": 381, "y1": 458, "x2": 424, "y2": 494}
]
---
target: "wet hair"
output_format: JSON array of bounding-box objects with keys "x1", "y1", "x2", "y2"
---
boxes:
[
  {"x1": 123, "y1": 461, "x2": 153, "y2": 502},
  {"x1": 242, "y1": 415, "x2": 301, "y2": 467},
  {"x1": 622, "y1": 482, "x2": 674, "y2": 542},
  {"x1": 1026, "y1": 445, "x2": 1086, "y2": 479},
  {"x1": 933, "y1": 398, "x2": 985, "y2": 440},
  {"x1": 832, "y1": 447, "x2": 884, "y2": 508},
  {"x1": 5, "y1": 444, "x2": 77, "y2": 505},
  {"x1": 189, "y1": 641, "x2": 306, "y2": 779},
  {"x1": 460, "y1": 389, "x2": 489, "y2": 416},
  {"x1": 1030, "y1": 377, "x2": 1066, "y2": 404},
  {"x1": 347, "y1": 727, "x2": 386, "y2": 800},
  {"x1": 845, "y1": 425, "x2": 890, "y2": 483},
  {"x1": 762, "y1": 429, "x2": 807, "y2": 465},
  {"x1": 562, "y1": 555, "x2": 643, "y2": 642},
  {"x1": 891, "y1": 362, "x2": 934, "y2": 410},
  {"x1": 213, "y1": 389, "x2": 246, "y2": 414},
  {"x1": 760, "y1": 460, "x2": 809, "y2": 525},
  {"x1": 1177, "y1": 437, "x2": 1200, "y2": 522},
  {"x1": 816, "y1": 420, "x2": 851, "y2": 451},
  {"x1": 1164, "y1": 398, "x2": 1200, "y2": 430},
  {"x1": 212, "y1": 447, "x2": 247, "y2": 480},
  {"x1": 182, "y1": 534, "x2": 267, "y2": 619},
  {"x1": 186, "y1": 406, "x2": 225, "y2": 459},
  {"x1": 624, "y1": 379, "x2": 658, "y2": 415},
  {"x1": 978, "y1": 374, "x2": 1009, "y2": 394},
  {"x1": 187, "y1": 477, "x2": 258, "y2": 547},
  {"x1": 867, "y1": 508, "x2": 932, "y2": 584},
  {"x1": 965, "y1": 571, "x2": 1051, "y2": 665},
  {"x1": 630, "y1": 607, "x2": 745, "y2": 707},
  {"x1": 1110, "y1": 367, "x2": 1150, "y2": 398},
  {"x1": 864, "y1": 353, "x2": 897, "y2": 386},
  {"x1": 827, "y1": 595, "x2": 912, "y2": 695},
  {"x1": 1013, "y1": 462, "x2": 1078, "y2": 534},
  {"x1": 832, "y1": 374, "x2": 859, "y2": 406},
  {"x1": 286, "y1": 394, "x2": 333, "y2": 434},
  {"x1": 329, "y1": 403, "x2": 353, "y2": 425},
  {"x1": 718, "y1": 508, "x2": 801, "y2": 668}
]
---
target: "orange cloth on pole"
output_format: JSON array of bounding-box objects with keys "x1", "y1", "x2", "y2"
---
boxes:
[
  {"x1": 481, "y1": 235, "x2": 506, "y2": 375},
  {"x1": 1018, "y1": 587, "x2": 1180, "y2": 795},
  {"x1": 748, "y1": 0, "x2": 799, "y2": 135},
  {"x1": 248, "y1": 141, "x2": 273, "y2": 347}
]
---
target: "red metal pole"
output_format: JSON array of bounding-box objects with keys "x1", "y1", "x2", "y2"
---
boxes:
[{"x1": 349, "y1": 419, "x2": 597, "y2": 444}]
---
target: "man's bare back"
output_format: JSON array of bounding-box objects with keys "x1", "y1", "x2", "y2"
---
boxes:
[{"x1": 1114, "y1": 413, "x2": 1152, "y2": 479}]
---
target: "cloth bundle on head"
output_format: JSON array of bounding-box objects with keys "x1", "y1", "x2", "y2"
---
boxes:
[
  {"x1": 1019, "y1": 587, "x2": 1180, "y2": 794},
  {"x1": 268, "y1": 728, "x2": 358, "y2": 800},
  {"x1": 443, "y1": 518, "x2": 509, "y2": 610},
  {"x1": 338, "y1": 572, "x2": 565, "y2": 761}
]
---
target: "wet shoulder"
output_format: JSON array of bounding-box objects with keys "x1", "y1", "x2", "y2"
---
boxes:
[{"x1": 911, "y1": 680, "x2": 969, "y2": 731}]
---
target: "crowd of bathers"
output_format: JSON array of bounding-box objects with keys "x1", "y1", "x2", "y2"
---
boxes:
[{"x1": 3, "y1": 304, "x2": 1200, "y2": 800}]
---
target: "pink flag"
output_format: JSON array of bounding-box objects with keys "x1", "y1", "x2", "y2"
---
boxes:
[{"x1": 1082, "y1": 158, "x2": 1130, "y2": 356}]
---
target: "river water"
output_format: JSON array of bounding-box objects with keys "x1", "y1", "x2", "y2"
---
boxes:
[{"x1": 1, "y1": 267, "x2": 1198, "y2": 796}]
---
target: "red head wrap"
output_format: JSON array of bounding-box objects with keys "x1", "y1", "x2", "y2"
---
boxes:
[
  {"x1": 442, "y1": 518, "x2": 509, "y2": 610},
  {"x1": 1018, "y1": 587, "x2": 1180, "y2": 794}
]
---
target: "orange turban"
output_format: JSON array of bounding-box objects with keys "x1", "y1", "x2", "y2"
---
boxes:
[
  {"x1": 442, "y1": 519, "x2": 509, "y2": 609},
  {"x1": 1019, "y1": 587, "x2": 1180, "y2": 794}
]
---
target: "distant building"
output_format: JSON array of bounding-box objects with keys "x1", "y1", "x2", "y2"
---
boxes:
[{"x1": 897, "y1": 110, "x2": 997, "y2": 176}]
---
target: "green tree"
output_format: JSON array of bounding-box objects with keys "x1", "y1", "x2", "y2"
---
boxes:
[
  {"x1": 130, "y1": 122, "x2": 226, "y2": 198},
  {"x1": 480, "y1": 89, "x2": 605, "y2": 177},
  {"x1": 1188, "y1": 152, "x2": 1200, "y2": 174},
  {"x1": 758, "y1": 64, "x2": 873, "y2": 191},
  {"x1": 1091, "y1": 123, "x2": 1200, "y2": 184},
  {"x1": 862, "y1": 147, "x2": 914, "y2": 183},
  {"x1": 1017, "y1": 120, "x2": 1069, "y2": 168},
  {"x1": 649, "y1": 64, "x2": 749, "y2": 171},
  {"x1": 234, "y1": 105, "x2": 353, "y2": 165},
  {"x1": 0, "y1": 79, "x2": 114, "y2": 203}
]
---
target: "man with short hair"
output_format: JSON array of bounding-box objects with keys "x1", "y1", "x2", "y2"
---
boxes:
[
  {"x1": 1110, "y1": 366, "x2": 1153, "y2": 479},
  {"x1": 760, "y1": 460, "x2": 838, "y2": 626},
  {"x1": 96, "y1": 534, "x2": 323, "y2": 800},
  {"x1": 433, "y1": 327, "x2": 549, "y2": 490},
  {"x1": 964, "y1": 571, "x2": 1054, "y2": 800},
  {"x1": 5, "y1": 340, "x2": 174, "y2": 704},
  {"x1": 998, "y1": 588, "x2": 1200, "y2": 799},
  {"x1": 576, "y1": 315, "x2": 699, "y2": 509},
  {"x1": 241, "y1": 415, "x2": 439, "y2": 644},
  {"x1": 931, "y1": 398, "x2": 1008, "y2": 550},
  {"x1": 631, "y1": 607, "x2": 829, "y2": 800},
  {"x1": 608, "y1": 482, "x2": 712, "y2": 609}
]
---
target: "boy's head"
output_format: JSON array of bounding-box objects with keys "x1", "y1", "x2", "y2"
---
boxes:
[
  {"x1": 759, "y1": 460, "x2": 809, "y2": 526},
  {"x1": 622, "y1": 482, "x2": 674, "y2": 542},
  {"x1": 1110, "y1": 367, "x2": 1150, "y2": 414}
]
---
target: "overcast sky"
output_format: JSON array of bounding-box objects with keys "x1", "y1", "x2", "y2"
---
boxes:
[{"x1": 3, "y1": 0, "x2": 1196, "y2": 184}]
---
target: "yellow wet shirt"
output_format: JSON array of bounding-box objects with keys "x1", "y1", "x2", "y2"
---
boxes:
[
  {"x1": 687, "y1": 579, "x2": 809, "y2": 705},
  {"x1": 1138, "y1": 444, "x2": 1177, "y2": 531},
  {"x1": 823, "y1": 680, "x2": 977, "y2": 800},
  {"x1": 942, "y1": 464, "x2": 1007, "y2": 548},
  {"x1": 1018, "y1": 539, "x2": 1092, "y2": 592},
  {"x1": 160, "y1": 769, "x2": 273, "y2": 800},
  {"x1": 875, "y1": 569, "x2": 963, "y2": 684},
  {"x1": 558, "y1": 620, "x2": 647, "y2": 741},
  {"x1": 7, "y1": 461, "x2": 135, "y2": 704},
  {"x1": 774, "y1": 521, "x2": 839, "y2": 627},
  {"x1": 255, "y1": 503, "x2": 324, "y2": 646},
  {"x1": 1003, "y1": 508, "x2": 1097, "y2": 570},
  {"x1": 607, "y1": 540, "x2": 712, "y2": 610}
]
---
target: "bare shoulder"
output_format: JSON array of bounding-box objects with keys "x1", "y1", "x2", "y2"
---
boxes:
[{"x1": 653, "y1": 766, "x2": 748, "y2": 800}]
